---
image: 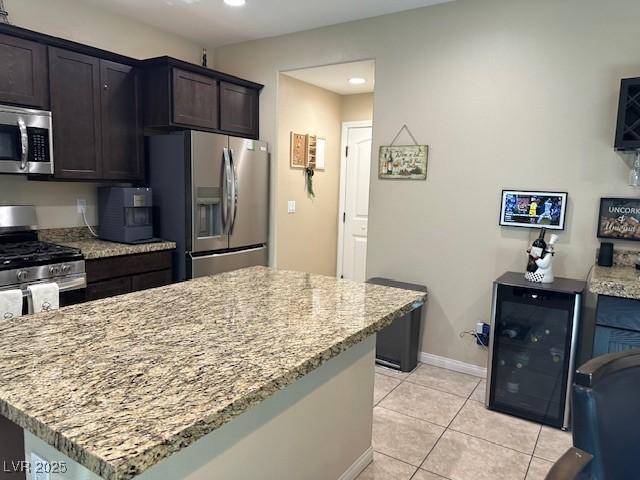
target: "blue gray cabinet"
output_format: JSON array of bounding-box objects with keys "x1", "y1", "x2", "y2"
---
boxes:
[{"x1": 593, "y1": 295, "x2": 640, "y2": 356}]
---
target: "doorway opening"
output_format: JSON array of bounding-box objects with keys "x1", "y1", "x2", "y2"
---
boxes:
[
  {"x1": 275, "y1": 60, "x2": 375, "y2": 279},
  {"x1": 337, "y1": 120, "x2": 372, "y2": 281}
]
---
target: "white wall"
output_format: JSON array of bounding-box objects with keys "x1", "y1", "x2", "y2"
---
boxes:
[
  {"x1": 215, "y1": 0, "x2": 640, "y2": 367},
  {"x1": 0, "y1": 0, "x2": 204, "y2": 228}
]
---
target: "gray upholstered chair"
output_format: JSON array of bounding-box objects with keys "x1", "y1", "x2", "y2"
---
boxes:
[{"x1": 546, "y1": 349, "x2": 640, "y2": 480}]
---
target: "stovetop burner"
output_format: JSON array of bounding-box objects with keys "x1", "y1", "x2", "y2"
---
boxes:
[{"x1": 0, "y1": 241, "x2": 83, "y2": 271}]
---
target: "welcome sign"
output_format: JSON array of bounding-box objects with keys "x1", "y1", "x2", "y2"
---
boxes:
[{"x1": 598, "y1": 197, "x2": 640, "y2": 241}]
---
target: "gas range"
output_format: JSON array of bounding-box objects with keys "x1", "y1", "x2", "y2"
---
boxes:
[{"x1": 0, "y1": 206, "x2": 86, "y2": 296}]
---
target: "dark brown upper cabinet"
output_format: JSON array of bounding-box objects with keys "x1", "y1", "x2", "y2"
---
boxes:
[
  {"x1": 220, "y1": 81, "x2": 258, "y2": 138},
  {"x1": 0, "y1": 33, "x2": 48, "y2": 109},
  {"x1": 172, "y1": 68, "x2": 218, "y2": 130},
  {"x1": 101, "y1": 60, "x2": 143, "y2": 180},
  {"x1": 49, "y1": 48, "x2": 143, "y2": 181},
  {"x1": 49, "y1": 47, "x2": 102, "y2": 179},
  {"x1": 615, "y1": 78, "x2": 640, "y2": 151},
  {"x1": 142, "y1": 57, "x2": 262, "y2": 139}
]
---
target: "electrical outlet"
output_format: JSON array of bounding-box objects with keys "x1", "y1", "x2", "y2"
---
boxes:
[
  {"x1": 475, "y1": 322, "x2": 490, "y2": 347},
  {"x1": 77, "y1": 198, "x2": 86, "y2": 214},
  {"x1": 287, "y1": 200, "x2": 296, "y2": 214}
]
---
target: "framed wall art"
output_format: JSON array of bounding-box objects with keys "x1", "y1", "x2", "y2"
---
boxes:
[
  {"x1": 597, "y1": 197, "x2": 640, "y2": 241},
  {"x1": 379, "y1": 145, "x2": 428, "y2": 180}
]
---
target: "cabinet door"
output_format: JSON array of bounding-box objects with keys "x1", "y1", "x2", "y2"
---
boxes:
[
  {"x1": 100, "y1": 60, "x2": 143, "y2": 181},
  {"x1": 85, "y1": 277, "x2": 132, "y2": 301},
  {"x1": 172, "y1": 68, "x2": 218, "y2": 130},
  {"x1": 220, "y1": 81, "x2": 258, "y2": 138},
  {"x1": 0, "y1": 33, "x2": 48, "y2": 109},
  {"x1": 131, "y1": 269, "x2": 172, "y2": 292},
  {"x1": 49, "y1": 47, "x2": 102, "y2": 179},
  {"x1": 594, "y1": 325, "x2": 640, "y2": 357}
]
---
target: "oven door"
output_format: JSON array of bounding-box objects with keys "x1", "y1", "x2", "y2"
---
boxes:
[
  {"x1": 0, "y1": 106, "x2": 53, "y2": 175},
  {"x1": 9, "y1": 274, "x2": 87, "y2": 314}
]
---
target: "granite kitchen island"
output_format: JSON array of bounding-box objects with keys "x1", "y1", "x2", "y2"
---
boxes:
[{"x1": 0, "y1": 267, "x2": 425, "y2": 480}]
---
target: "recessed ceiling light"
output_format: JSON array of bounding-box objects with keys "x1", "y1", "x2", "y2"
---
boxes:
[
  {"x1": 349, "y1": 77, "x2": 366, "y2": 85},
  {"x1": 224, "y1": 0, "x2": 246, "y2": 6}
]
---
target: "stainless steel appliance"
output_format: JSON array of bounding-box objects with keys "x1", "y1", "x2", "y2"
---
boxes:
[
  {"x1": 148, "y1": 132, "x2": 268, "y2": 280},
  {"x1": 0, "y1": 105, "x2": 53, "y2": 175},
  {"x1": 98, "y1": 187, "x2": 155, "y2": 244},
  {"x1": 0, "y1": 206, "x2": 86, "y2": 311}
]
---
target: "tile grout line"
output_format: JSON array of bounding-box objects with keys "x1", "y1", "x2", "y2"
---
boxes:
[
  {"x1": 446, "y1": 425, "x2": 538, "y2": 457},
  {"x1": 376, "y1": 404, "x2": 452, "y2": 430},
  {"x1": 418, "y1": 391, "x2": 472, "y2": 477},
  {"x1": 403, "y1": 378, "x2": 479, "y2": 400},
  {"x1": 374, "y1": 374, "x2": 404, "y2": 407},
  {"x1": 372, "y1": 450, "x2": 419, "y2": 477},
  {"x1": 524, "y1": 425, "x2": 545, "y2": 479},
  {"x1": 446, "y1": 395, "x2": 541, "y2": 457}
]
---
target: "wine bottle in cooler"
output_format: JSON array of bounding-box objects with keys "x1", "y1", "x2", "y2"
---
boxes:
[{"x1": 527, "y1": 227, "x2": 547, "y2": 272}]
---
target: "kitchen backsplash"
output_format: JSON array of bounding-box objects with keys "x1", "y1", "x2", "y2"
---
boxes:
[{"x1": 0, "y1": 175, "x2": 99, "y2": 229}]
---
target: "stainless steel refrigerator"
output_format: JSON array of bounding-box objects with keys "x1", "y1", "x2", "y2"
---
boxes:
[{"x1": 148, "y1": 131, "x2": 268, "y2": 280}]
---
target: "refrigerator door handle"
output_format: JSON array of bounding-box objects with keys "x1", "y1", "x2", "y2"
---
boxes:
[
  {"x1": 230, "y1": 148, "x2": 239, "y2": 235},
  {"x1": 223, "y1": 147, "x2": 233, "y2": 232}
]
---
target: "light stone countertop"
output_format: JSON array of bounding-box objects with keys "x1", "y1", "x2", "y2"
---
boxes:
[
  {"x1": 38, "y1": 227, "x2": 175, "y2": 260},
  {"x1": 589, "y1": 264, "x2": 640, "y2": 300},
  {"x1": 588, "y1": 248, "x2": 640, "y2": 300},
  {"x1": 0, "y1": 266, "x2": 426, "y2": 480},
  {"x1": 58, "y1": 238, "x2": 176, "y2": 260}
]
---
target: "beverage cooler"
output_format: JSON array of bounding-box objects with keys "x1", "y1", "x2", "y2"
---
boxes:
[{"x1": 486, "y1": 272, "x2": 585, "y2": 429}]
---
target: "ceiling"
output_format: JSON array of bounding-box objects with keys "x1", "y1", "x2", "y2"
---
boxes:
[
  {"x1": 81, "y1": 0, "x2": 452, "y2": 48},
  {"x1": 283, "y1": 60, "x2": 375, "y2": 95}
]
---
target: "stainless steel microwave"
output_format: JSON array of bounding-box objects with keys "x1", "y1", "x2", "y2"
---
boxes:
[{"x1": 0, "y1": 105, "x2": 53, "y2": 175}]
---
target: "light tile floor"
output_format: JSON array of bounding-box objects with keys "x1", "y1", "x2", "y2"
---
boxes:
[{"x1": 357, "y1": 364, "x2": 573, "y2": 480}]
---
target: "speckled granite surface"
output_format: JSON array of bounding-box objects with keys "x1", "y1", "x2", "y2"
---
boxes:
[
  {"x1": 58, "y1": 238, "x2": 176, "y2": 260},
  {"x1": 589, "y1": 248, "x2": 640, "y2": 300},
  {"x1": 0, "y1": 267, "x2": 426, "y2": 480},
  {"x1": 38, "y1": 227, "x2": 175, "y2": 260},
  {"x1": 38, "y1": 226, "x2": 95, "y2": 243},
  {"x1": 589, "y1": 264, "x2": 640, "y2": 300}
]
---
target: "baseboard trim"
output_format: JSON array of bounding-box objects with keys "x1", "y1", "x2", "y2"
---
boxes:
[
  {"x1": 338, "y1": 446, "x2": 373, "y2": 480},
  {"x1": 419, "y1": 352, "x2": 487, "y2": 378}
]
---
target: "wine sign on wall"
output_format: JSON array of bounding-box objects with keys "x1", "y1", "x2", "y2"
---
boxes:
[{"x1": 597, "y1": 197, "x2": 640, "y2": 241}]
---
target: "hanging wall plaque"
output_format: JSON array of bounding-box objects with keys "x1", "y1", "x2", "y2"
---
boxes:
[
  {"x1": 379, "y1": 125, "x2": 428, "y2": 180},
  {"x1": 597, "y1": 197, "x2": 640, "y2": 241}
]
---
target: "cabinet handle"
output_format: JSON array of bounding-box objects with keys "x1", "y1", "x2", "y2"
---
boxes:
[{"x1": 103, "y1": 83, "x2": 108, "y2": 90}]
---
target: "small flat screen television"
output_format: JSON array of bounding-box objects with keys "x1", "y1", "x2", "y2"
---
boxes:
[{"x1": 500, "y1": 190, "x2": 567, "y2": 230}]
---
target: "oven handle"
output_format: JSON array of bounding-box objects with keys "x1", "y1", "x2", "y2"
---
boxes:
[
  {"x1": 17, "y1": 275, "x2": 87, "y2": 297},
  {"x1": 18, "y1": 118, "x2": 28, "y2": 171}
]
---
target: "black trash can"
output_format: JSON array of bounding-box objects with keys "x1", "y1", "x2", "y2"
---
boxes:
[{"x1": 367, "y1": 277, "x2": 426, "y2": 372}]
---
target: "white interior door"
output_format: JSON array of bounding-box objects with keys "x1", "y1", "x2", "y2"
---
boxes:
[{"x1": 340, "y1": 125, "x2": 372, "y2": 282}]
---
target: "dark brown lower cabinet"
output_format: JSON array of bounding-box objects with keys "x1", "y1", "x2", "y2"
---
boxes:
[
  {"x1": 0, "y1": 415, "x2": 25, "y2": 480},
  {"x1": 85, "y1": 250, "x2": 173, "y2": 301}
]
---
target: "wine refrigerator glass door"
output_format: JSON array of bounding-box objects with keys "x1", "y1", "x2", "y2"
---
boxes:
[{"x1": 489, "y1": 286, "x2": 575, "y2": 428}]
